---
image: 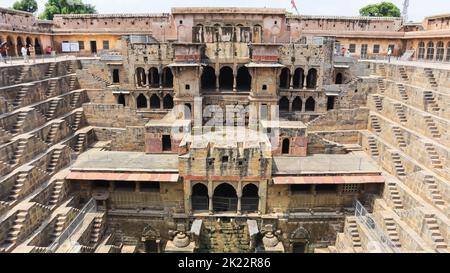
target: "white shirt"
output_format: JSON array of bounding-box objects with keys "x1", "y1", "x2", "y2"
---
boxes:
[{"x1": 21, "y1": 47, "x2": 27, "y2": 56}]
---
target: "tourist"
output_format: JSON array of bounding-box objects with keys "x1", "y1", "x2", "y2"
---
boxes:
[
  {"x1": 0, "y1": 44, "x2": 6, "y2": 64},
  {"x1": 387, "y1": 47, "x2": 392, "y2": 63},
  {"x1": 29, "y1": 44, "x2": 36, "y2": 63},
  {"x1": 21, "y1": 46, "x2": 29, "y2": 63}
]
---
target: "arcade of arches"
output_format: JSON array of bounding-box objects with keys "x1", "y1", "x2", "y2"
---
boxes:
[
  {"x1": 0, "y1": 34, "x2": 45, "y2": 57},
  {"x1": 133, "y1": 93, "x2": 174, "y2": 110},
  {"x1": 279, "y1": 67, "x2": 318, "y2": 89},
  {"x1": 190, "y1": 182, "x2": 260, "y2": 214},
  {"x1": 135, "y1": 67, "x2": 173, "y2": 88},
  {"x1": 279, "y1": 96, "x2": 316, "y2": 113},
  {"x1": 201, "y1": 65, "x2": 252, "y2": 92}
]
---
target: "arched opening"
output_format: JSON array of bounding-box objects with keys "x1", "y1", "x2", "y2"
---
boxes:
[
  {"x1": 236, "y1": 66, "x2": 251, "y2": 91},
  {"x1": 242, "y1": 184, "x2": 259, "y2": 213},
  {"x1": 118, "y1": 94, "x2": 125, "y2": 106},
  {"x1": 6, "y1": 36, "x2": 15, "y2": 56},
  {"x1": 292, "y1": 97, "x2": 302, "y2": 112},
  {"x1": 17, "y1": 37, "x2": 24, "y2": 56},
  {"x1": 150, "y1": 94, "x2": 161, "y2": 109},
  {"x1": 163, "y1": 94, "x2": 174, "y2": 109},
  {"x1": 136, "y1": 94, "x2": 147, "y2": 109},
  {"x1": 305, "y1": 97, "x2": 316, "y2": 112},
  {"x1": 426, "y1": 41, "x2": 435, "y2": 60},
  {"x1": 307, "y1": 68, "x2": 317, "y2": 89},
  {"x1": 213, "y1": 184, "x2": 238, "y2": 212},
  {"x1": 184, "y1": 103, "x2": 192, "y2": 119},
  {"x1": 34, "y1": 38, "x2": 42, "y2": 55},
  {"x1": 25, "y1": 37, "x2": 32, "y2": 55},
  {"x1": 279, "y1": 68, "x2": 290, "y2": 89},
  {"x1": 436, "y1": 41, "x2": 445, "y2": 61},
  {"x1": 148, "y1": 67, "x2": 159, "y2": 88},
  {"x1": 192, "y1": 184, "x2": 209, "y2": 211},
  {"x1": 201, "y1": 66, "x2": 216, "y2": 90},
  {"x1": 293, "y1": 68, "x2": 304, "y2": 89},
  {"x1": 282, "y1": 138, "x2": 290, "y2": 155},
  {"x1": 279, "y1": 97, "x2": 289, "y2": 112},
  {"x1": 335, "y1": 73, "x2": 343, "y2": 84},
  {"x1": 162, "y1": 67, "x2": 173, "y2": 88},
  {"x1": 136, "y1": 68, "x2": 146, "y2": 87},
  {"x1": 418, "y1": 41, "x2": 425, "y2": 59},
  {"x1": 219, "y1": 66, "x2": 233, "y2": 90},
  {"x1": 447, "y1": 42, "x2": 450, "y2": 62}
]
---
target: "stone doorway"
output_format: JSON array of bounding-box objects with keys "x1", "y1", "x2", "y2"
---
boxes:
[
  {"x1": 242, "y1": 184, "x2": 259, "y2": 213},
  {"x1": 192, "y1": 183, "x2": 209, "y2": 211},
  {"x1": 213, "y1": 184, "x2": 238, "y2": 212}
]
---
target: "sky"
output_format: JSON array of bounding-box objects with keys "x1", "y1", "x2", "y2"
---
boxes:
[{"x1": 2, "y1": 0, "x2": 450, "y2": 22}]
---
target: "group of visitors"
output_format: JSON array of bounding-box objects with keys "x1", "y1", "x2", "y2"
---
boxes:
[{"x1": 0, "y1": 43, "x2": 40, "y2": 64}]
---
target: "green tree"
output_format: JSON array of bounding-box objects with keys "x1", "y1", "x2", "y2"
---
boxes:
[
  {"x1": 12, "y1": 0, "x2": 38, "y2": 13},
  {"x1": 359, "y1": 2, "x2": 401, "y2": 17},
  {"x1": 40, "y1": 0, "x2": 97, "y2": 20}
]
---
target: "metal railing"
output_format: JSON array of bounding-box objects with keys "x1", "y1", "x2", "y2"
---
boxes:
[
  {"x1": 354, "y1": 200, "x2": 401, "y2": 253},
  {"x1": 46, "y1": 198, "x2": 97, "y2": 253}
]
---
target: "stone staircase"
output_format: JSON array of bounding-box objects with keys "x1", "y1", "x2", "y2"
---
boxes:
[
  {"x1": 372, "y1": 95, "x2": 384, "y2": 111},
  {"x1": 71, "y1": 111, "x2": 83, "y2": 132},
  {"x1": 45, "y1": 123, "x2": 60, "y2": 144},
  {"x1": 71, "y1": 92, "x2": 82, "y2": 108},
  {"x1": 90, "y1": 73, "x2": 112, "y2": 86},
  {"x1": 423, "y1": 175, "x2": 445, "y2": 207},
  {"x1": 424, "y1": 143, "x2": 443, "y2": 169},
  {"x1": 47, "y1": 148, "x2": 63, "y2": 173},
  {"x1": 384, "y1": 217, "x2": 402, "y2": 248},
  {"x1": 423, "y1": 214, "x2": 447, "y2": 250},
  {"x1": 67, "y1": 61, "x2": 76, "y2": 74},
  {"x1": 396, "y1": 83, "x2": 408, "y2": 101},
  {"x1": 14, "y1": 66, "x2": 30, "y2": 84},
  {"x1": 3, "y1": 210, "x2": 28, "y2": 245},
  {"x1": 9, "y1": 139, "x2": 28, "y2": 166},
  {"x1": 370, "y1": 115, "x2": 382, "y2": 133},
  {"x1": 377, "y1": 79, "x2": 386, "y2": 94},
  {"x1": 393, "y1": 104, "x2": 407, "y2": 123},
  {"x1": 379, "y1": 64, "x2": 387, "y2": 77},
  {"x1": 386, "y1": 182, "x2": 404, "y2": 209},
  {"x1": 89, "y1": 216, "x2": 105, "y2": 245},
  {"x1": 69, "y1": 75, "x2": 77, "y2": 90},
  {"x1": 423, "y1": 91, "x2": 440, "y2": 113},
  {"x1": 392, "y1": 126, "x2": 407, "y2": 148},
  {"x1": 46, "y1": 80, "x2": 57, "y2": 98},
  {"x1": 8, "y1": 172, "x2": 28, "y2": 201},
  {"x1": 11, "y1": 111, "x2": 28, "y2": 135},
  {"x1": 14, "y1": 65, "x2": 30, "y2": 84},
  {"x1": 45, "y1": 99, "x2": 61, "y2": 121},
  {"x1": 48, "y1": 180, "x2": 65, "y2": 206},
  {"x1": 199, "y1": 220, "x2": 251, "y2": 253},
  {"x1": 367, "y1": 136, "x2": 380, "y2": 157},
  {"x1": 345, "y1": 218, "x2": 363, "y2": 251},
  {"x1": 45, "y1": 63, "x2": 56, "y2": 78},
  {"x1": 398, "y1": 66, "x2": 409, "y2": 81},
  {"x1": 424, "y1": 116, "x2": 441, "y2": 139},
  {"x1": 74, "y1": 133, "x2": 87, "y2": 153},
  {"x1": 424, "y1": 68, "x2": 438, "y2": 88},
  {"x1": 390, "y1": 152, "x2": 406, "y2": 177},
  {"x1": 12, "y1": 86, "x2": 29, "y2": 108},
  {"x1": 50, "y1": 214, "x2": 67, "y2": 243}
]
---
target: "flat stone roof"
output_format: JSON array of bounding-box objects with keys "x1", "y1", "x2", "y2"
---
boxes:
[
  {"x1": 261, "y1": 120, "x2": 307, "y2": 129},
  {"x1": 272, "y1": 154, "x2": 381, "y2": 175},
  {"x1": 171, "y1": 7, "x2": 286, "y2": 15},
  {"x1": 70, "y1": 150, "x2": 178, "y2": 173},
  {"x1": 182, "y1": 127, "x2": 271, "y2": 150}
]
